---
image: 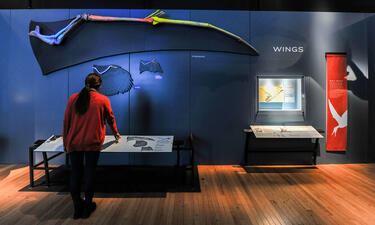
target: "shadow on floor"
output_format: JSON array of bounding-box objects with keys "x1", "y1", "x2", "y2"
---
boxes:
[
  {"x1": 243, "y1": 165, "x2": 319, "y2": 174},
  {"x1": 19, "y1": 165, "x2": 201, "y2": 198},
  {"x1": 0, "y1": 165, "x2": 26, "y2": 182}
]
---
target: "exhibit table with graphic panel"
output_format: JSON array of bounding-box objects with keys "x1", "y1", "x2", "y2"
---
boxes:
[
  {"x1": 29, "y1": 134, "x2": 195, "y2": 187},
  {"x1": 243, "y1": 126, "x2": 324, "y2": 165}
]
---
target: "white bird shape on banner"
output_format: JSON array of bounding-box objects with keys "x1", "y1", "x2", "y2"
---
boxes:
[{"x1": 328, "y1": 99, "x2": 347, "y2": 136}]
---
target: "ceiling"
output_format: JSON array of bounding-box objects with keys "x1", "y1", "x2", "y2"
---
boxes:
[{"x1": 1, "y1": 0, "x2": 375, "y2": 13}]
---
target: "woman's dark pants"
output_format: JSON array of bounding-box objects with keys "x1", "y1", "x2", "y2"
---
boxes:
[{"x1": 69, "y1": 151, "x2": 100, "y2": 206}]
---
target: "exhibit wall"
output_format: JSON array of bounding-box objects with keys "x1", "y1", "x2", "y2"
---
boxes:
[
  {"x1": 368, "y1": 17, "x2": 375, "y2": 163},
  {"x1": 0, "y1": 9, "x2": 373, "y2": 165}
]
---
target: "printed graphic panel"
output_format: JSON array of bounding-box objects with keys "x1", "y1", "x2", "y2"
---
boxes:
[{"x1": 326, "y1": 53, "x2": 347, "y2": 151}]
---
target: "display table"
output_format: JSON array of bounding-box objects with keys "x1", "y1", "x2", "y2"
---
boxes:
[
  {"x1": 29, "y1": 134, "x2": 194, "y2": 187},
  {"x1": 243, "y1": 125, "x2": 324, "y2": 165}
]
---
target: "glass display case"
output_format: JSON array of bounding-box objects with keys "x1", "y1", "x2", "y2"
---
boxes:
[{"x1": 257, "y1": 75, "x2": 304, "y2": 112}]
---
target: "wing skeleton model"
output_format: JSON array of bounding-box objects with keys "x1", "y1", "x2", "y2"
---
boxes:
[{"x1": 28, "y1": 10, "x2": 259, "y2": 55}]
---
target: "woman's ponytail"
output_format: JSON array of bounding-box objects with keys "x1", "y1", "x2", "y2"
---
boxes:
[
  {"x1": 75, "y1": 86, "x2": 91, "y2": 115},
  {"x1": 75, "y1": 73, "x2": 102, "y2": 115}
]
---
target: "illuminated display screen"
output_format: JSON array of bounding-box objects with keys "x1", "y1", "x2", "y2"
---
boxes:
[{"x1": 257, "y1": 76, "x2": 303, "y2": 111}]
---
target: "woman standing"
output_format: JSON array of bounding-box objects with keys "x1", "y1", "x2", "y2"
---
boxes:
[{"x1": 63, "y1": 73, "x2": 121, "y2": 219}]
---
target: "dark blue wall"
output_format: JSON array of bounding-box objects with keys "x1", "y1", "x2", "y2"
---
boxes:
[
  {"x1": 0, "y1": 10, "x2": 11, "y2": 163},
  {"x1": 0, "y1": 9, "x2": 373, "y2": 165},
  {"x1": 368, "y1": 16, "x2": 375, "y2": 163},
  {"x1": 250, "y1": 12, "x2": 370, "y2": 164}
]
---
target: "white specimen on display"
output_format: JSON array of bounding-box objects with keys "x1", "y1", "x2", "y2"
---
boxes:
[{"x1": 328, "y1": 99, "x2": 347, "y2": 136}]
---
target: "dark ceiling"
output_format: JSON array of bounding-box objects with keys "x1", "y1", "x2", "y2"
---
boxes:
[{"x1": 1, "y1": 0, "x2": 375, "y2": 12}]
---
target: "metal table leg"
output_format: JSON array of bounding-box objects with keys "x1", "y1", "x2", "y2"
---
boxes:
[
  {"x1": 313, "y1": 138, "x2": 319, "y2": 165},
  {"x1": 244, "y1": 133, "x2": 249, "y2": 166},
  {"x1": 177, "y1": 150, "x2": 180, "y2": 167},
  {"x1": 190, "y1": 146, "x2": 194, "y2": 188},
  {"x1": 29, "y1": 147, "x2": 34, "y2": 188},
  {"x1": 42, "y1": 152, "x2": 50, "y2": 186}
]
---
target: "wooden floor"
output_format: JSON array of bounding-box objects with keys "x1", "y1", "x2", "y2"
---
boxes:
[{"x1": 1, "y1": 164, "x2": 375, "y2": 225}]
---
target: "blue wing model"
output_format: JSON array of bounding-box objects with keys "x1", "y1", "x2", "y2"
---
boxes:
[
  {"x1": 139, "y1": 59, "x2": 163, "y2": 74},
  {"x1": 93, "y1": 64, "x2": 133, "y2": 96}
]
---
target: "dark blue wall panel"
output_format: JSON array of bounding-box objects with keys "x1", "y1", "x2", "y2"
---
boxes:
[
  {"x1": 33, "y1": 10, "x2": 70, "y2": 139},
  {"x1": 250, "y1": 12, "x2": 370, "y2": 164},
  {"x1": 2, "y1": 10, "x2": 69, "y2": 164},
  {"x1": 250, "y1": 12, "x2": 325, "y2": 164},
  {"x1": 129, "y1": 51, "x2": 190, "y2": 165},
  {"x1": 0, "y1": 9, "x2": 373, "y2": 165},
  {"x1": 336, "y1": 16, "x2": 369, "y2": 163},
  {"x1": 31, "y1": 10, "x2": 69, "y2": 165},
  {"x1": 190, "y1": 11, "x2": 250, "y2": 164},
  {"x1": 367, "y1": 16, "x2": 375, "y2": 163},
  {"x1": 129, "y1": 10, "x2": 190, "y2": 137},
  {"x1": 0, "y1": 10, "x2": 11, "y2": 163},
  {"x1": 127, "y1": 10, "x2": 191, "y2": 165},
  {"x1": 191, "y1": 52, "x2": 250, "y2": 164},
  {"x1": 129, "y1": 51, "x2": 190, "y2": 136},
  {"x1": 6, "y1": 10, "x2": 36, "y2": 163}
]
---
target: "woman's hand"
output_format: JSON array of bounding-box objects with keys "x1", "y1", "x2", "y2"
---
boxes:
[{"x1": 114, "y1": 133, "x2": 121, "y2": 143}]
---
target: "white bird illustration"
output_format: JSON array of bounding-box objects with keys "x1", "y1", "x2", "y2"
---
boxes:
[{"x1": 328, "y1": 99, "x2": 347, "y2": 136}]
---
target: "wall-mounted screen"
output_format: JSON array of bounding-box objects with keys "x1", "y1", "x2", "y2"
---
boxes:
[{"x1": 257, "y1": 76, "x2": 304, "y2": 111}]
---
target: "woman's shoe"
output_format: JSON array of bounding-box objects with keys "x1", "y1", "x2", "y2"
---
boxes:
[
  {"x1": 82, "y1": 201, "x2": 96, "y2": 219},
  {"x1": 73, "y1": 198, "x2": 84, "y2": 219}
]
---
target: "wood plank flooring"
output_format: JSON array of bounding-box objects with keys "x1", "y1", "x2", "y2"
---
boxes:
[{"x1": 0, "y1": 164, "x2": 375, "y2": 225}]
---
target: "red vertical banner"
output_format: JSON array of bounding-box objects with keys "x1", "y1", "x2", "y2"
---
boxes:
[{"x1": 326, "y1": 53, "x2": 347, "y2": 151}]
